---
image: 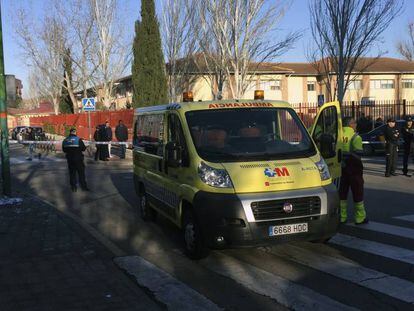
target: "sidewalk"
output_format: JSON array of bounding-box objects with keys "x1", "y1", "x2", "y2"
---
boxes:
[{"x1": 0, "y1": 192, "x2": 161, "y2": 311}]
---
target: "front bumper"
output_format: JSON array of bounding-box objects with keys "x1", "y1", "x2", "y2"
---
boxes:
[{"x1": 193, "y1": 184, "x2": 340, "y2": 248}]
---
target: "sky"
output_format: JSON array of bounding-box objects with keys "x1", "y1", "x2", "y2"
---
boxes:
[{"x1": 2, "y1": 0, "x2": 414, "y2": 98}]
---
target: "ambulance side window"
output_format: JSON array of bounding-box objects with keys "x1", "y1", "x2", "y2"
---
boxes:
[
  {"x1": 135, "y1": 114, "x2": 164, "y2": 156},
  {"x1": 168, "y1": 114, "x2": 189, "y2": 166},
  {"x1": 313, "y1": 106, "x2": 338, "y2": 158}
]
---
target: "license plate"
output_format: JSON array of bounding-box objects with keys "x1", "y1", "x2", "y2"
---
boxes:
[{"x1": 268, "y1": 223, "x2": 308, "y2": 236}]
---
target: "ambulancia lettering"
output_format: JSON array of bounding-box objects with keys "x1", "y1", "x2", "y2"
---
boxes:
[{"x1": 208, "y1": 102, "x2": 273, "y2": 109}]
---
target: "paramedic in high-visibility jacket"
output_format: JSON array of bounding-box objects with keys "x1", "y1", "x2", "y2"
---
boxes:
[
  {"x1": 62, "y1": 128, "x2": 89, "y2": 192},
  {"x1": 339, "y1": 117, "x2": 368, "y2": 225}
]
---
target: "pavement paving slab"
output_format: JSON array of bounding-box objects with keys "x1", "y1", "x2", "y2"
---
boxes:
[{"x1": 0, "y1": 191, "x2": 162, "y2": 311}]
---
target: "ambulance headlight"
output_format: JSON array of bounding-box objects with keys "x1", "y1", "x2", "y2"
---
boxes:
[
  {"x1": 316, "y1": 158, "x2": 331, "y2": 181},
  {"x1": 198, "y1": 162, "x2": 233, "y2": 188}
]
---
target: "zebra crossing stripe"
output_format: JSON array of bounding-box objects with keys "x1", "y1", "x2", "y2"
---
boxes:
[
  {"x1": 346, "y1": 221, "x2": 414, "y2": 240},
  {"x1": 268, "y1": 244, "x2": 414, "y2": 303},
  {"x1": 393, "y1": 215, "x2": 414, "y2": 223},
  {"x1": 330, "y1": 233, "x2": 414, "y2": 266},
  {"x1": 114, "y1": 256, "x2": 222, "y2": 311},
  {"x1": 200, "y1": 252, "x2": 356, "y2": 311}
]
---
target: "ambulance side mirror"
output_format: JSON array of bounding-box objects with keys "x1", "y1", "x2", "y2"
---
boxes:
[
  {"x1": 166, "y1": 142, "x2": 182, "y2": 168},
  {"x1": 319, "y1": 133, "x2": 336, "y2": 158}
]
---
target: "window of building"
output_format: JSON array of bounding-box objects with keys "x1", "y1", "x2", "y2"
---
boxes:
[
  {"x1": 260, "y1": 80, "x2": 281, "y2": 91},
  {"x1": 307, "y1": 82, "x2": 316, "y2": 91},
  {"x1": 370, "y1": 79, "x2": 395, "y2": 89},
  {"x1": 402, "y1": 79, "x2": 414, "y2": 88},
  {"x1": 348, "y1": 80, "x2": 362, "y2": 90}
]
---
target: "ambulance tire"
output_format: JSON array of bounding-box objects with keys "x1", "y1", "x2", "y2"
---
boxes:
[
  {"x1": 183, "y1": 208, "x2": 209, "y2": 260},
  {"x1": 138, "y1": 188, "x2": 156, "y2": 221}
]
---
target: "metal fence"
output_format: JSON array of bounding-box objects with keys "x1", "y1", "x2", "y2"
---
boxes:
[{"x1": 292, "y1": 100, "x2": 414, "y2": 128}]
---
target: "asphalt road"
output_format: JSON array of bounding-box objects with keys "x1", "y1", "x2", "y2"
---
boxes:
[{"x1": 8, "y1": 144, "x2": 414, "y2": 310}]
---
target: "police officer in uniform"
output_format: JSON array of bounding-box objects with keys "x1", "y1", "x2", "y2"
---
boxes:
[
  {"x1": 402, "y1": 116, "x2": 414, "y2": 177},
  {"x1": 62, "y1": 128, "x2": 89, "y2": 192},
  {"x1": 384, "y1": 118, "x2": 399, "y2": 177},
  {"x1": 339, "y1": 117, "x2": 368, "y2": 225}
]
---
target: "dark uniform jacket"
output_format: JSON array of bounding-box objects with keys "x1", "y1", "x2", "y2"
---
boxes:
[
  {"x1": 105, "y1": 126, "x2": 113, "y2": 141},
  {"x1": 25, "y1": 130, "x2": 35, "y2": 141},
  {"x1": 98, "y1": 126, "x2": 112, "y2": 142},
  {"x1": 384, "y1": 126, "x2": 399, "y2": 145},
  {"x1": 402, "y1": 124, "x2": 414, "y2": 147},
  {"x1": 115, "y1": 124, "x2": 128, "y2": 141},
  {"x1": 62, "y1": 134, "x2": 86, "y2": 162}
]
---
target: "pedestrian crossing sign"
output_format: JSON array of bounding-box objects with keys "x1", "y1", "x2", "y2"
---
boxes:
[{"x1": 82, "y1": 98, "x2": 96, "y2": 111}]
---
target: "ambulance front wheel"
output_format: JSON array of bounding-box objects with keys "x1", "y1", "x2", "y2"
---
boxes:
[
  {"x1": 138, "y1": 187, "x2": 157, "y2": 221},
  {"x1": 183, "y1": 208, "x2": 209, "y2": 260}
]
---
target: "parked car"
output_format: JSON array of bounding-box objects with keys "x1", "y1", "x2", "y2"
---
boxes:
[
  {"x1": 11, "y1": 126, "x2": 27, "y2": 140},
  {"x1": 14, "y1": 126, "x2": 45, "y2": 142},
  {"x1": 360, "y1": 120, "x2": 405, "y2": 155}
]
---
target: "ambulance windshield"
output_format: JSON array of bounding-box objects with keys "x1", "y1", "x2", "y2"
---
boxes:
[{"x1": 186, "y1": 108, "x2": 316, "y2": 162}]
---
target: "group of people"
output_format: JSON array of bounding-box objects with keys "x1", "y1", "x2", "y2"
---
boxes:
[
  {"x1": 339, "y1": 115, "x2": 414, "y2": 226},
  {"x1": 62, "y1": 120, "x2": 129, "y2": 192},
  {"x1": 93, "y1": 120, "x2": 129, "y2": 161},
  {"x1": 384, "y1": 116, "x2": 414, "y2": 177},
  {"x1": 356, "y1": 114, "x2": 385, "y2": 134}
]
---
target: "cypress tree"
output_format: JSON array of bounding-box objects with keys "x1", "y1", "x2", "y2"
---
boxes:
[
  {"x1": 60, "y1": 49, "x2": 74, "y2": 114},
  {"x1": 132, "y1": 0, "x2": 168, "y2": 107}
]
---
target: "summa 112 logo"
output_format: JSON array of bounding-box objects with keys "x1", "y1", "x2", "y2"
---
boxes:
[{"x1": 264, "y1": 167, "x2": 290, "y2": 178}]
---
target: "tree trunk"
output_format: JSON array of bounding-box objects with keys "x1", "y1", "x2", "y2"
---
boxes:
[{"x1": 53, "y1": 97, "x2": 60, "y2": 115}]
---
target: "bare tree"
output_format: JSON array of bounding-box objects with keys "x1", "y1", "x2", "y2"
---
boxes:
[
  {"x1": 310, "y1": 0, "x2": 403, "y2": 104},
  {"x1": 25, "y1": 69, "x2": 44, "y2": 109},
  {"x1": 162, "y1": 0, "x2": 199, "y2": 102},
  {"x1": 397, "y1": 22, "x2": 414, "y2": 62},
  {"x1": 194, "y1": 0, "x2": 300, "y2": 99},
  {"x1": 90, "y1": 0, "x2": 130, "y2": 109},
  {"x1": 53, "y1": 0, "x2": 99, "y2": 103},
  {"x1": 15, "y1": 9, "x2": 64, "y2": 114},
  {"x1": 191, "y1": 0, "x2": 229, "y2": 99}
]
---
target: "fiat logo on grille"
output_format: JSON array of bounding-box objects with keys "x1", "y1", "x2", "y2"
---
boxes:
[{"x1": 283, "y1": 202, "x2": 293, "y2": 213}]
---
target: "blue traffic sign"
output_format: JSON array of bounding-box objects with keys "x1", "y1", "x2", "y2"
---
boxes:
[{"x1": 82, "y1": 98, "x2": 96, "y2": 111}]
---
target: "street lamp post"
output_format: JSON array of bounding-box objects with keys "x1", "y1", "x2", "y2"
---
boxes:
[{"x1": 0, "y1": 3, "x2": 11, "y2": 196}]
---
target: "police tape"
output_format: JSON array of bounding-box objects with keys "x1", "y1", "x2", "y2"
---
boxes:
[{"x1": 9, "y1": 140, "x2": 131, "y2": 145}]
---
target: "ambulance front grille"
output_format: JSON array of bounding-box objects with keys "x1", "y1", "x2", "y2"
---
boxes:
[{"x1": 251, "y1": 196, "x2": 321, "y2": 221}]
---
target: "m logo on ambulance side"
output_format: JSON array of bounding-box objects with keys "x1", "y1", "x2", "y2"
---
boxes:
[{"x1": 264, "y1": 167, "x2": 290, "y2": 178}]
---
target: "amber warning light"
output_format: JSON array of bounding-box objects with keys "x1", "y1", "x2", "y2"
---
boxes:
[
  {"x1": 183, "y1": 92, "x2": 194, "y2": 102},
  {"x1": 254, "y1": 90, "x2": 265, "y2": 100}
]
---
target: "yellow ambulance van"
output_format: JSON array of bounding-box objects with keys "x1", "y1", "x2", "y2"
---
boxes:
[{"x1": 133, "y1": 92, "x2": 342, "y2": 259}]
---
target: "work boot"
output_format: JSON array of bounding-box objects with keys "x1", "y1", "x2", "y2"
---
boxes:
[{"x1": 354, "y1": 201, "x2": 367, "y2": 224}]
